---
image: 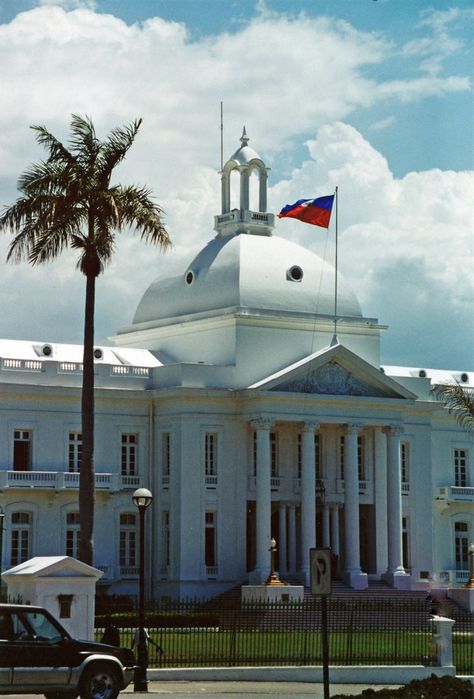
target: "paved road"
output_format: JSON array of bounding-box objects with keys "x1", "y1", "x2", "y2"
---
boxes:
[
  {"x1": 124, "y1": 680, "x2": 401, "y2": 697},
  {"x1": 7, "y1": 681, "x2": 403, "y2": 699}
]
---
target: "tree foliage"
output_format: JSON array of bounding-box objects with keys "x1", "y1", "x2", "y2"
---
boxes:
[
  {"x1": 0, "y1": 115, "x2": 171, "y2": 564},
  {"x1": 432, "y1": 381, "x2": 474, "y2": 433}
]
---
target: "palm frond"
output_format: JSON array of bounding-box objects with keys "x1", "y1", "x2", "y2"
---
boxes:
[
  {"x1": 114, "y1": 184, "x2": 171, "y2": 249},
  {"x1": 69, "y1": 114, "x2": 99, "y2": 163},
  {"x1": 97, "y1": 118, "x2": 142, "y2": 186},
  {"x1": 31, "y1": 125, "x2": 78, "y2": 168},
  {"x1": 432, "y1": 381, "x2": 474, "y2": 433}
]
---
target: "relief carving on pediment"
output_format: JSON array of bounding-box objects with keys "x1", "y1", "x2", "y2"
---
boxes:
[{"x1": 278, "y1": 361, "x2": 389, "y2": 397}]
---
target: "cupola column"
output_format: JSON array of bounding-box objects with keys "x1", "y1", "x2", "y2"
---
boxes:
[
  {"x1": 240, "y1": 168, "x2": 249, "y2": 212},
  {"x1": 259, "y1": 171, "x2": 268, "y2": 212},
  {"x1": 250, "y1": 417, "x2": 273, "y2": 583}
]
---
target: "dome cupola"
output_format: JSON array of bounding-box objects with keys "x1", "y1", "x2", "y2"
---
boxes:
[{"x1": 214, "y1": 127, "x2": 275, "y2": 238}]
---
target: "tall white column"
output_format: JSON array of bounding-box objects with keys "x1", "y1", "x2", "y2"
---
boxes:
[
  {"x1": 300, "y1": 422, "x2": 318, "y2": 585},
  {"x1": 384, "y1": 425, "x2": 411, "y2": 589},
  {"x1": 374, "y1": 428, "x2": 388, "y2": 578},
  {"x1": 250, "y1": 417, "x2": 273, "y2": 583},
  {"x1": 322, "y1": 505, "x2": 331, "y2": 547},
  {"x1": 331, "y1": 505, "x2": 340, "y2": 557},
  {"x1": 288, "y1": 504, "x2": 297, "y2": 574},
  {"x1": 343, "y1": 424, "x2": 368, "y2": 589},
  {"x1": 278, "y1": 503, "x2": 287, "y2": 574}
]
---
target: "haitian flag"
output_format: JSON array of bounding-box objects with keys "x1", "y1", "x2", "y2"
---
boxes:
[{"x1": 278, "y1": 194, "x2": 334, "y2": 228}]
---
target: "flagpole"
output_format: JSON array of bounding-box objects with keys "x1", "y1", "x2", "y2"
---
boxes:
[{"x1": 331, "y1": 186, "x2": 339, "y2": 346}]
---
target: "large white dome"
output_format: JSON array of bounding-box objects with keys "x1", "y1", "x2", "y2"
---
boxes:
[{"x1": 133, "y1": 234, "x2": 362, "y2": 325}]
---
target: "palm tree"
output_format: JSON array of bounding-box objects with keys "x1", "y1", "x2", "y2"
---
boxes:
[
  {"x1": 0, "y1": 115, "x2": 171, "y2": 565},
  {"x1": 432, "y1": 381, "x2": 474, "y2": 433}
]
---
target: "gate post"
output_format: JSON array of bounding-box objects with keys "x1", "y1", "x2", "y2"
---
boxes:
[{"x1": 429, "y1": 615, "x2": 455, "y2": 668}]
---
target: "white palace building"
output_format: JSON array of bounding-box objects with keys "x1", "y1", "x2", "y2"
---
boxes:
[{"x1": 0, "y1": 132, "x2": 472, "y2": 599}]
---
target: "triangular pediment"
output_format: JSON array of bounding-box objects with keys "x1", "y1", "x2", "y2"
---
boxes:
[{"x1": 249, "y1": 344, "x2": 416, "y2": 400}]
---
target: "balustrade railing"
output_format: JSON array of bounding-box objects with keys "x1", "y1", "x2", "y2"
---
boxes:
[{"x1": 0, "y1": 470, "x2": 141, "y2": 491}]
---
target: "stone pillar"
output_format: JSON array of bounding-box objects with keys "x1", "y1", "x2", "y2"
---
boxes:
[
  {"x1": 241, "y1": 169, "x2": 249, "y2": 211},
  {"x1": 343, "y1": 424, "x2": 368, "y2": 589},
  {"x1": 300, "y1": 422, "x2": 318, "y2": 586},
  {"x1": 374, "y1": 427, "x2": 388, "y2": 578},
  {"x1": 384, "y1": 425, "x2": 410, "y2": 589},
  {"x1": 250, "y1": 418, "x2": 273, "y2": 583},
  {"x1": 331, "y1": 505, "x2": 340, "y2": 557},
  {"x1": 288, "y1": 504, "x2": 297, "y2": 574},
  {"x1": 322, "y1": 505, "x2": 331, "y2": 548},
  {"x1": 430, "y1": 616, "x2": 455, "y2": 669},
  {"x1": 259, "y1": 172, "x2": 267, "y2": 212},
  {"x1": 278, "y1": 503, "x2": 287, "y2": 574}
]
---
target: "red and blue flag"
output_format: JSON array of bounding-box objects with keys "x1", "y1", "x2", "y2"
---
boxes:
[{"x1": 278, "y1": 194, "x2": 334, "y2": 228}]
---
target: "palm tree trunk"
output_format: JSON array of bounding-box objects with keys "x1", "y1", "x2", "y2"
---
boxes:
[{"x1": 79, "y1": 270, "x2": 96, "y2": 565}]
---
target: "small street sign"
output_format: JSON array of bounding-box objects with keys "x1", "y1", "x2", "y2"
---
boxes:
[{"x1": 310, "y1": 547, "x2": 332, "y2": 596}]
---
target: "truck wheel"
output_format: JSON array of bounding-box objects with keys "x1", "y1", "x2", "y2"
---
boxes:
[{"x1": 79, "y1": 663, "x2": 120, "y2": 699}]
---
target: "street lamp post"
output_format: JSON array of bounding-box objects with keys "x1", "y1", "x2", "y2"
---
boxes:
[{"x1": 132, "y1": 487, "x2": 153, "y2": 693}]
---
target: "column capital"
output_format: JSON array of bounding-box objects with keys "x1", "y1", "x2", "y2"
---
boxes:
[
  {"x1": 383, "y1": 424, "x2": 404, "y2": 437},
  {"x1": 344, "y1": 423, "x2": 362, "y2": 436},
  {"x1": 250, "y1": 417, "x2": 274, "y2": 431},
  {"x1": 302, "y1": 421, "x2": 320, "y2": 434}
]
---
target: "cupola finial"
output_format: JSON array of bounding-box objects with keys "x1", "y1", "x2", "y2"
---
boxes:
[{"x1": 240, "y1": 126, "x2": 249, "y2": 146}]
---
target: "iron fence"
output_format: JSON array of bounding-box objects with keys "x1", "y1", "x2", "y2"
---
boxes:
[
  {"x1": 95, "y1": 597, "x2": 455, "y2": 668},
  {"x1": 451, "y1": 607, "x2": 474, "y2": 675}
]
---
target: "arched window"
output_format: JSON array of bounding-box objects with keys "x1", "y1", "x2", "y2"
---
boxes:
[
  {"x1": 455, "y1": 521, "x2": 469, "y2": 570},
  {"x1": 119, "y1": 513, "x2": 137, "y2": 570},
  {"x1": 65, "y1": 512, "x2": 80, "y2": 558},
  {"x1": 229, "y1": 168, "x2": 240, "y2": 210},
  {"x1": 249, "y1": 168, "x2": 260, "y2": 211},
  {"x1": 11, "y1": 512, "x2": 31, "y2": 565}
]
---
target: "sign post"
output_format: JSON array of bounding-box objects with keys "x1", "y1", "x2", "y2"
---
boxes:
[{"x1": 310, "y1": 548, "x2": 331, "y2": 699}]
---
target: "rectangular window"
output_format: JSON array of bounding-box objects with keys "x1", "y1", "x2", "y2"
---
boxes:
[
  {"x1": 357, "y1": 436, "x2": 364, "y2": 480},
  {"x1": 162, "y1": 433, "x2": 170, "y2": 478},
  {"x1": 162, "y1": 511, "x2": 170, "y2": 567},
  {"x1": 401, "y1": 442, "x2": 409, "y2": 484},
  {"x1": 402, "y1": 516, "x2": 409, "y2": 570},
  {"x1": 205, "y1": 511, "x2": 217, "y2": 568},
  {"x1": 297, "y1": 434, "x2": 302, "y2": 479},
  {"x1": 68, "y1": 432, "x2": 82, "y2": 473},
  {"x1": 315, "y1": 434, "x2": 321, "y2": 480},
  {"x1": 454, "y1": 449, "x2": 468, "y2": 487},
  {"x1": 339, "y1": 436, "x2": 345, "y2": 479},
  {"x1": 11, "y1": 512, "x2": 31, "y2": 565},
  {"x1": 252, "y1": 431, "x2": 257, "y2": 477},
  {"x1": 119, "y1": 513, "x2": 137, "y2": 567},
  {"x1": 121, "y1": 434, "x2": 137, "y2": 476},
  {"x1": 13, "y1": 430, "x2": 31, "y2": 471},
  {"x1": 205, "y1": 433, "x2": 217, "y2": 477},
  {"x1": 270, "y1": 432, "x2": 278, "y2": 477},
  {"x1": 65, "y1": 512, "x2": 80, "y2": 558},
  {"x1": 455, "y1": 522, "x2": 469, "y2": 570}
]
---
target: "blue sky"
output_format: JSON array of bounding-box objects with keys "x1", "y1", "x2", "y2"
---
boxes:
[{"x1": 0, "y1": 0, "x2": 472, "y2": 369}]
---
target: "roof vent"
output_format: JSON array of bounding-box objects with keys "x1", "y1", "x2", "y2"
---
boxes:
[
  {"x1": 418, "y1": 369, "x2": 427, "y2": 378},
  {"x1": 42, "y1": 344, "x2": 53, "y2": 357},
  {"x1": 287, "y1": 265, "x2": 303, "y2": 282},
  {"x1": 460, "y1": 373, "x2": 469, "y2": 383},
  {"x1": 93, "y1": 348, "x2": 103, "y2": 360}
]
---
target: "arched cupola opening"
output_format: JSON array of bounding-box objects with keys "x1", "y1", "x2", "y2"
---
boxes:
[{"x1": 215, "y1": 127, "x2": 274, "y2": 238}]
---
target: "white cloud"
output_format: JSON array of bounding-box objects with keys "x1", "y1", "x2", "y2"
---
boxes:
[
  {"x1": 0, "y1": 6, "x2": 471, "y2": 369},
  {"x1": 269, "y1": 123, "x2": 474, "y2": 369}
]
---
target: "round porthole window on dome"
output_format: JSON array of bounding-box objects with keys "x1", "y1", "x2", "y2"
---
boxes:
[
  {"x1": 185, "y1": 271, "x2": 195, "y2": 285},
  {"x1": 287, "y1": 265, "x2": 303, "y2": 282}
]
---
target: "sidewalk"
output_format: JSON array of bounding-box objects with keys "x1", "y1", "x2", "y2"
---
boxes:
[{"x1": 124, "y1": 679, "x2": 403, "y2": 696}]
